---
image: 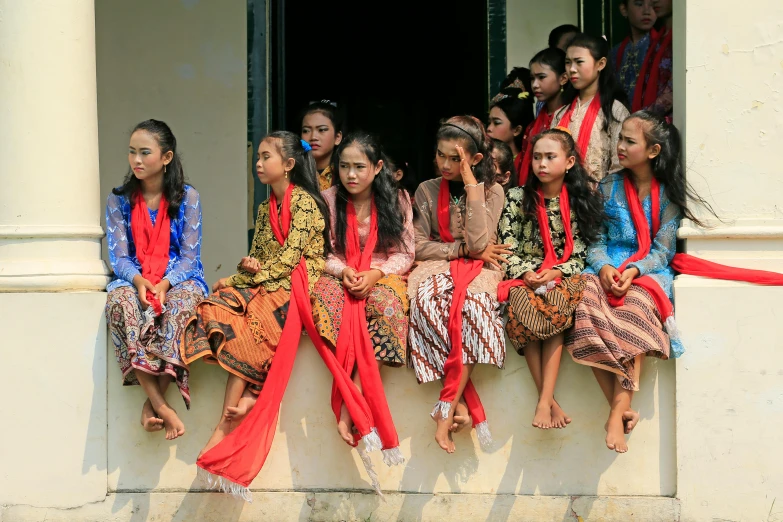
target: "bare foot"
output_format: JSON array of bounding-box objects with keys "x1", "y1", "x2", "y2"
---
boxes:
[
  {"x1": 199, "y1": 418, "x2": 230, "y2": 458},
  {"x1": 553, "y1": 399, "x2": 571, "y2": 425},
  {"x1": 435, "y1": 416, "x2": 456, "y2": 453},
  {"x1": 623, "y1": 409, "x2": 640, "y2": 434},
  {"x1": 605, "y1": 413, "x2": 628, "y2": 453},
  {"x1": 550, "y1": 401, "x2": 570, "y2": 429},
  {"x1": 141, "y1": 399, "x2": 164, "y2": 432},
  {"x1": 336, "y1": 405, "x2": 357, "y2": 447},
  {"x1": 532, "y1": 400, "x2": 552, "y2": 429},
  {"x1": 156, "y1": 403, "x2": 185, "y2": 440},
  {"x1": 450, "y1": 401, "x2": 472, "y2": 433},
  {"x1": 225, "y1": 394, "x2": 257, "y2": 424}
]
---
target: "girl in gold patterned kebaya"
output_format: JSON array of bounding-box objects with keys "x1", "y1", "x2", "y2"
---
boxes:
[
  {"x1": 181, "y1": 131, "x2": 329, "y2": 458},
  {"x1": 497, "y1": 127, "x2": 603, "y2": 430}
]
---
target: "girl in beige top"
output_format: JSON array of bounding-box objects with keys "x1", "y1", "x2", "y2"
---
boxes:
[
  {"x1": 553, "y1": 33, "x2": 631, "y2": 181},
  {"x1": 407, "y1": 116, "x2": 510, "y2": 454}
]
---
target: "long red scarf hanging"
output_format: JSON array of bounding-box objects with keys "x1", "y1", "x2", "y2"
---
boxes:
[
  {"x1": 557, "y1": 94, "x2": 602, "y2": 162},
  {"x1": 517, "y1": 109, "x2": 558, "y2": 187},
  {"x1": 330, "y1": 199, "x2": 402, "y2": 465},
  {"x1": 610, "y1": 175, "x2": 783, "y2": 348},
  {"x1": 131, "y1": 192, "x2": 170, "y2": 316},
  {"x1": 433, "y1": 178, "x2": 492, "y2": 447},
  {"x1": 197, "y1": 184, "x2": 395, "y2": 501},
  {"x1": 497, "y1": 184, "x2": 573, "y2": 302},
  {"x1": 632, "y1": 28, "x2": 670, "y2": 112}
]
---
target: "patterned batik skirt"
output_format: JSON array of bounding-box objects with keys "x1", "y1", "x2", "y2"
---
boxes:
[
  {"x1": 504, "y1": 274, "x2": 585, "y2": 354},
  {"x1": 105, "y1": 280, "x2": 203, "y2": 408},
  {"x1": 181, "y1": 285, "x2": 289, "y2": 394},
  {"x1": 565, "y1": 274, "x2": 670, "y2": 391},
  {"x1": 312, "y1": 274, "x2": 409, "y2": 366},
  {"x1": 408, "y1": 272, "x2": 505, "y2": 384}
]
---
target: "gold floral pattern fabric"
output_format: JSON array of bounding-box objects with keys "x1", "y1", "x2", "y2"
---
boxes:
[
  {"x1": 225, "y1": 186, "x2": 325, "y2": 292},
  {"x1": 318, "y1": 165, "x2": 334, "y2": 192},
  {"x1": 497, "y1": 187, "x2": 587, "y2": 279}
]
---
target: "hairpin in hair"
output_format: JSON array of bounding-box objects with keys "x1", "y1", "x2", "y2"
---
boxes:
[
  {"x1": 300, "y1": 139, "x2": 312, "y2": 152},
  {"x1": 508, "y1": 78, "x2": 527, "y2": 91},
  {"x1": 309, "y1": 99, "x2": 337, "y2": 107},
  {"x1": 553, "y1": 126, "x2": 572, "y2": 135},
  {"x1": 491, "y1": 92, "x2": 509, "y2": 104},
  {"x1": 518, "y1": 91, "x2": 530, "y2": 100}
]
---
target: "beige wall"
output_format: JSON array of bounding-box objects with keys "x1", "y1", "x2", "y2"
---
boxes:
[
  {"x1": 506, "y1": 0, "x2": 578, "y2": 71},
  {"x1": 96, "y1": 0, "x2": 248, "y2": 283}
]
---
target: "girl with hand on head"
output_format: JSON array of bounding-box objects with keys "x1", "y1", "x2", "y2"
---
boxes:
[{"x1": 408, "y1": 116, "x2": 510, "y2": 454}]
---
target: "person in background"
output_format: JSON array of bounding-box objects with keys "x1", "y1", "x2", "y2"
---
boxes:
[
  {"x1": 549, "y1": 24, "x2": 580, "y2": 51},
  {"x1": 611, "y1": 0, "x2": 657, "y2": 102},
  {"x1": 300, "y1": 100, "x2": 345, "y2": 191}
]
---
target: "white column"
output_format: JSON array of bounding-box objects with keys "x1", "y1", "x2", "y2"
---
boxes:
[
  {"x1": 0, "y1": 0, "x2": 109, "y2": 291},
  {"x1": 675, "y1": 1, "x2": 783, "y2": 521},
  {"x1": 0, "y1": 0, "x2": 108, "y2": 508}
]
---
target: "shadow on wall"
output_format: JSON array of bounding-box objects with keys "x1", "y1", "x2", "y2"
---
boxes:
[{"x1": 103, "y1": 336, "x2": 675, "y2": 516}]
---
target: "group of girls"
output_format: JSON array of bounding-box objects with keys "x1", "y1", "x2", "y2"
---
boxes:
[{"x1": 107, "y1": 26, "x2": 762, "y2": 499}]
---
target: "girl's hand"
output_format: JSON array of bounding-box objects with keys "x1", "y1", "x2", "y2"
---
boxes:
[
  {"x1": 154, "y1": 279, "x2": 171, "y2": 307},
  {"x1": 522, "y1": 271, "x2": 539, "y2": 289},
  {"x1": 455, "y1": 144, "x2": 479, "y2": 186},
  {"x1": 599, "y1": 265, "x2": 621, "y2": 293},
  {"x1": 240, "y1": 256, "x2": 261, "y2": 274},
  {"x1": 611, "y1": 267, "x2": 639, "y2": 297},
  {"x1": 132, "y1": 275, "x2": 156, "y2": 308},
  {"x1": 534, "y1": 269, "x2": 562, "y2": 287},
  {"x1": 341, "y1": 267, "x2": 359, "y2": 289},
  {"x1": 349, "y1": 269, "x2": 383, "y2": 299},
  {"x1": 469, "y1": 243, "x2": 513, "y2": 270},
  {"x1": 212, "y1": 277, "x2": 229, "y2": 293}
]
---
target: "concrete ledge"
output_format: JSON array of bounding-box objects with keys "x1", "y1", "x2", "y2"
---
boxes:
[{"x1": 0, "y1": 492, "x2": 681, "y2": 522}]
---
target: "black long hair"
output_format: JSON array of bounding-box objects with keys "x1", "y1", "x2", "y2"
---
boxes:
[
  {"x1": 521, "y1": 128, "x2": 604, "y2": 243},
  {"x1": 266, "y1": 130, "x2": 331, "y2": 252},
  {"x1": 548, "y1": 24, "x2": 580, "y2": 48},
  {"x1": 626, "y1": 111, "x2": 718, "y2": 228},
  {"x1": 566, "y1": 33, "x2": 629, "y2": 131},
  {"x1": 332, "y1": 132, "x2": 408, "y2": 255},
  {"x1": 113, "y1": 119, "x2": 186, "y2": 219},
  {"x1": 491, "y1": 138, "x2": 516, "y2": 191},
  {"x1": 529, "y1": 47, "x2": 576, "y2": 107},
  {"x1": 489, "y1": 87, "x2": 536, "y2": 152},
  {"x1": 435, "y1": 115, "x2": 496, "y2": 186}
]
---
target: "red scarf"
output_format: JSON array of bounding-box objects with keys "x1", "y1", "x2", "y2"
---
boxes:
[
  {"x1": 557, "y1": 94, "x2": 602, "y2": 162},
  {"x1": 331, "y1": 199, "x2": 401, "y2": 463},
  {"x1": 610, "y1": 175, "x2": 783, "y2": 341},
  {"x1": 130, "y1": 193, "x2": 170, "y2": 315},
  {"x1": 498, "y1": 184, "x2": 573, "y2": 302},
  {"x1": 434, "y1": 178, "x2": 491, "y2": 446},
  {"x1": 517, "y1": 109, "x2": 558, "y2": 187},
  {"x1": 615, "y1": 36, "x2": 631, "y2": 72},
  {"x1": 632, "y1": 28, "x2": 670, "y2": 112},
  {"x1": 197, "y1": 185, "x2": 395, "y2": 500}
]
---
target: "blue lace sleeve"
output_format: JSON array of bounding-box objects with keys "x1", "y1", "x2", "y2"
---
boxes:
[
  {"x1": 106, "y1": 193, "x2": 141, "y2": 285},
  {"x1": 164, "y1": 187, "x2": 204, "y2": 287}
]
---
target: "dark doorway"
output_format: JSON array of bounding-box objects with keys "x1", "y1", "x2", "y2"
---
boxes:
[{"x1": 271, "y1": 0, "x2": 491, "y2": 189}]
